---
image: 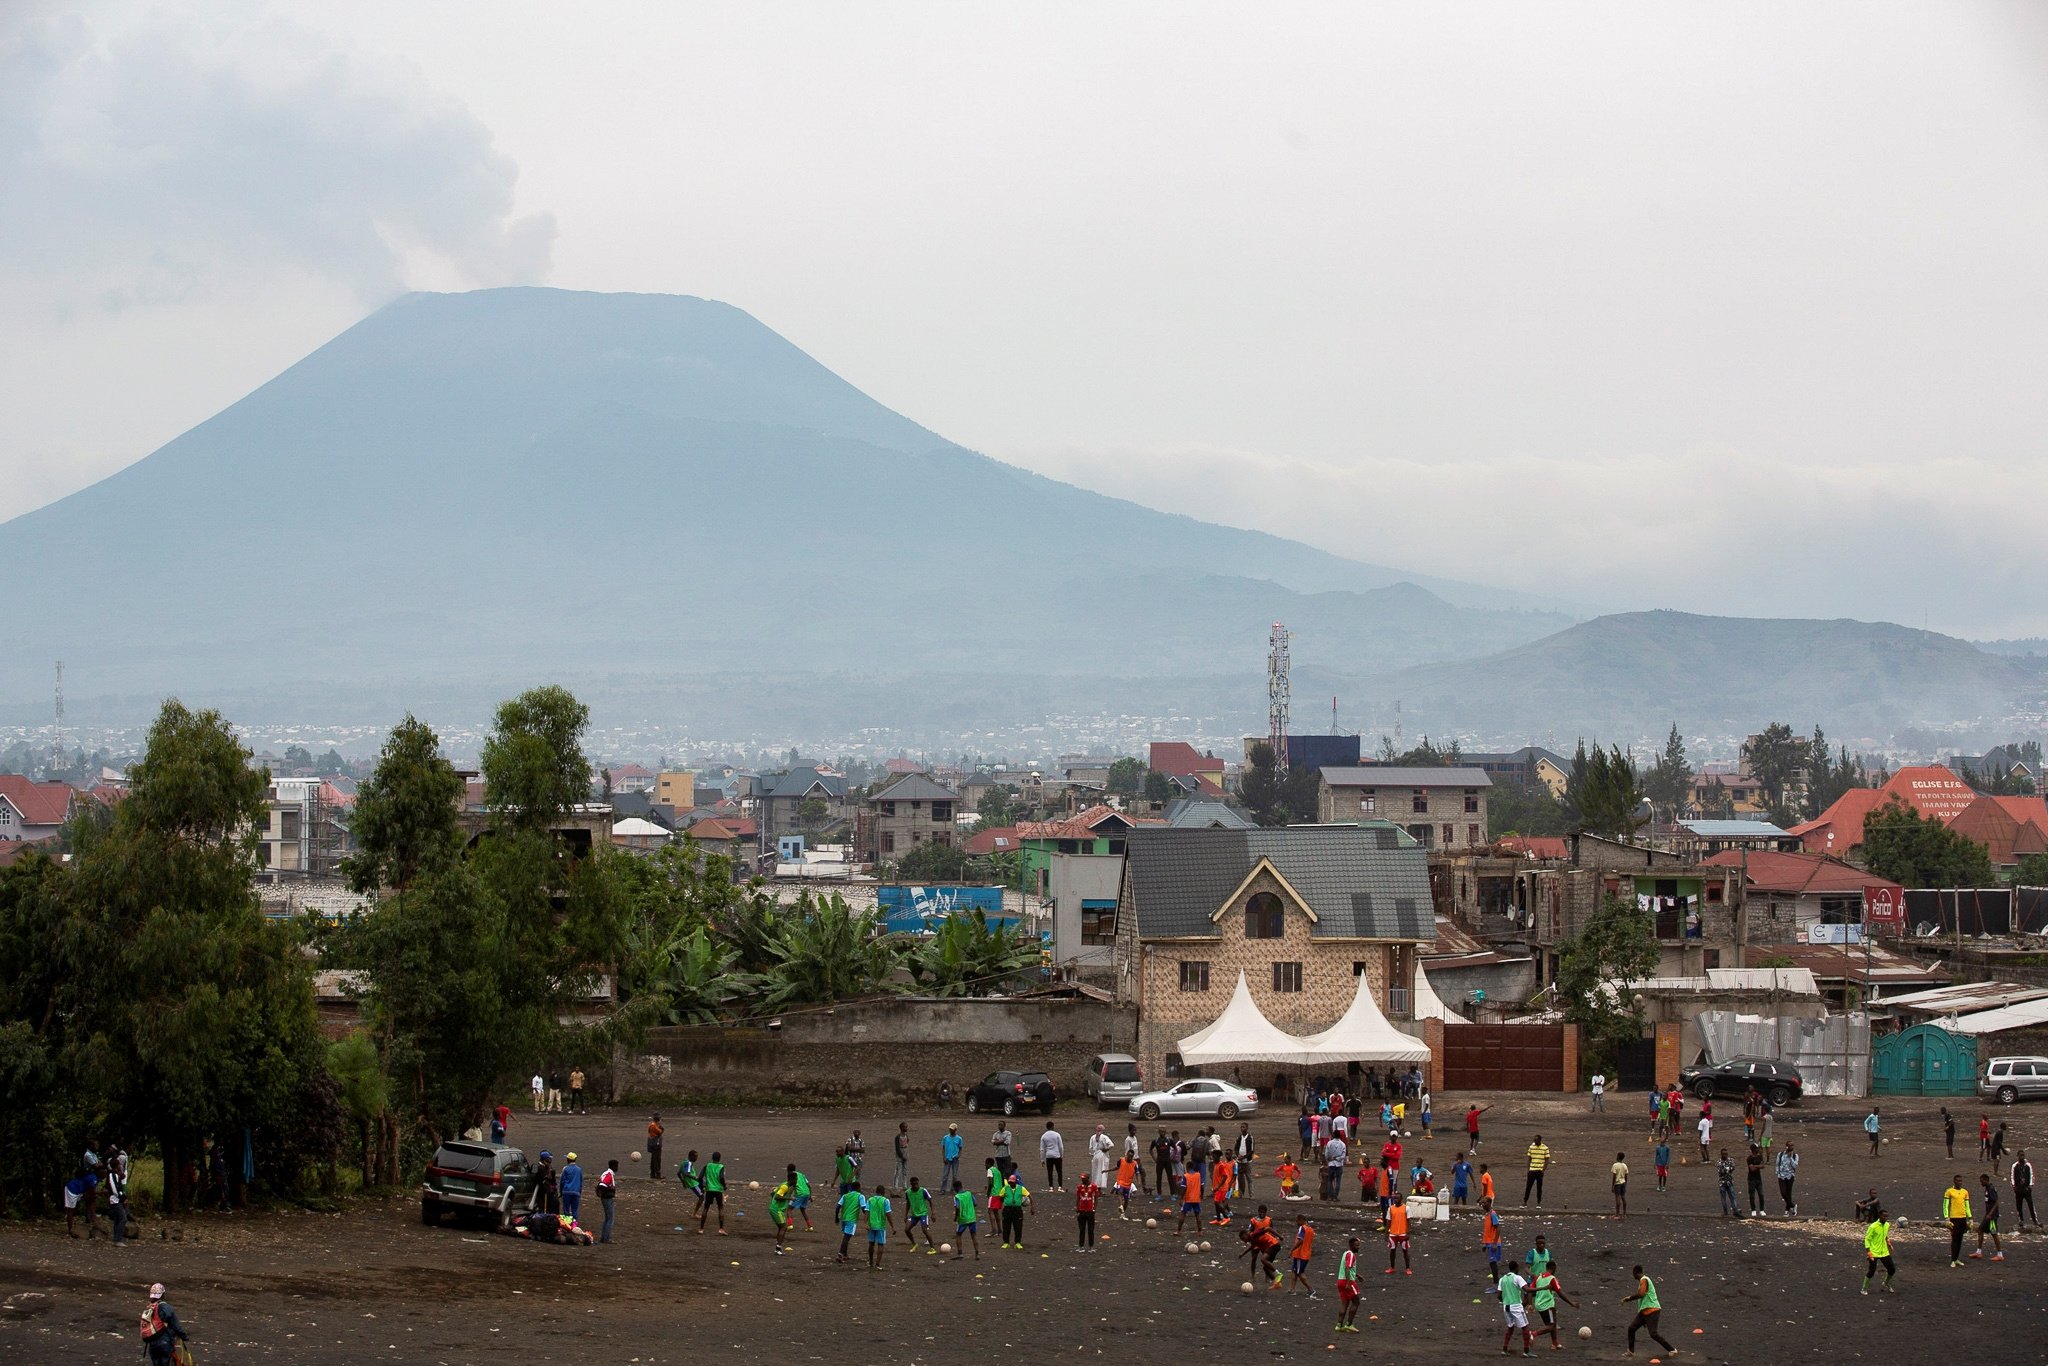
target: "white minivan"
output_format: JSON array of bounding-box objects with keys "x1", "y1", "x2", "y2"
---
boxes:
[
  {"x1": 1084, "y1": 1053, "x2": 1143, "y2": 1108},
  {"x1": 1980, "y1": 1056, "x2": 2048, "y2": 1104}
]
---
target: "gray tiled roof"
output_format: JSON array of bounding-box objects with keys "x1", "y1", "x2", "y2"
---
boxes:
[
  {"x1": 1122, "y1": 823, "x2": 1432, "y2": 941},
  {"x1": 1320, "y1": 766, "x2": 1493, "y2": 789},
  {"x1": 1162, "y1": 798, "x2": 1256, "y2": 830},
  {"x1": 758, "y1": 767, "x2": 850, "y2": 799},
  {"x1": 869, "y1": 772, "x2": 962, "y2": 803}
]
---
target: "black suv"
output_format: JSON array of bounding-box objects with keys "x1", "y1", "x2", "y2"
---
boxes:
[
  {"x1": 964, "y1": 1070, "x2": 1056, "y2": 1116},
  {"x1": 421, "y1": 1141, "x2": 539, "y2": 1228},
  {"x1": 1678, "y1": 1056, "x2": 1804, "y2": 1106}
]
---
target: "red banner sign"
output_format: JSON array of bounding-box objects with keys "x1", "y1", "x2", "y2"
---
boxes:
[{"x1": 1864, "y1": 883, "x2": 1904, "y2": 934}]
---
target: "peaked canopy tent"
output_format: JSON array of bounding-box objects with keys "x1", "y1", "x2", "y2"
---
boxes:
[
  {"x1": 1294, "y1": 970, "x2": 1432, "y2": 1064},
  {"x1": 1176, "y1": 972, "x2": 1325, "y2": 1067},
  {"x1": 1412, "y1": 962, "x2": 1470, "y2": 1025}
]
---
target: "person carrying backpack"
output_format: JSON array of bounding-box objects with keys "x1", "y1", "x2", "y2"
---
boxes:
[{"x1": 140, "y1": 1282, "x2": 189, "y2": 1365}]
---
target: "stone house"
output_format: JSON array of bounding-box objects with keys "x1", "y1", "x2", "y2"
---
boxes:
[
  {"x1": 1316, "y1": 766, "x2": 1492, "y2": 851},
  {"x1": 755, "y1": 766, "x2": 851, "y2": 852},
  {"x1": 859, "y1": 772, "x2": 961, "y2": 862},
  {"x1": 1113, "y1": 824, "x2": 1434, "y2": 1083}
]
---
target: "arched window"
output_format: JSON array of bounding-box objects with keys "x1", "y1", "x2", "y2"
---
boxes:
[{"x1": 1244, "y1": 892, "x2": 1284, "y2": 939}]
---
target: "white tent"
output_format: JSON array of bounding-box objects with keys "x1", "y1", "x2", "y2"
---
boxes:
[
  {"x1": 1177, "y1": 972, "x2": 1324, "y2": 1067},
  {"x1": 1294, "y1": 970, "x2": 1431, "y2": 1064},
  {"x1": 1412, "y1": 962, "x2": 1470, "y2": 1025}
]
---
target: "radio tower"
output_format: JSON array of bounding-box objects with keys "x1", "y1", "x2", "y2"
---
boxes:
[
  {"x1": 1267, "y1": 623, "x2": 1291, "y2": 776},
  {"x1": 52, "y1": 661, "x2": 65, "y2": 769}
]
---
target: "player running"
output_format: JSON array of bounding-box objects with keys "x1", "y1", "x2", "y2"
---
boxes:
[
  {"x1": 1335, "y1": 1235, "x2": 1363, "y2": 1333},
  {"x1": 1624, "y1": 1265, "x2": 1675, "y2": 1357},
  {"x1": 1531, "y1": 1257, "x2": 1579, "y2": 1351},
  {"x1": 1860, "y1": 1205, "x2": 1895, "y2": 1294}
]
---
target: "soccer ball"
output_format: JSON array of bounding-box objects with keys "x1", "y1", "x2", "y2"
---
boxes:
[
  {"x1": 1200, "y1": 1240, "x2": 1213, "y2": 1252},
  {"x1": 749, "y1": 1180, "x2": 761, "y2": 1190},
  {"x1": 1241, "y1": 1281, "x2": 1256, "y2": 1294},
  {"x1": 1146, "y1": 1217, "x2": 1158, "y2": 1229},
  {"x1": 940, "y1": 1243, "x2": 953, "y2": 1254},
  {"x1": 631, "y1": 1150, "x2": 642, "y2": 1161},
  {"x1": 1579, "y1": 1327, "x2": 1593, "y2": 1340},
  {"x1": 1185, "y1": 1241, "x2": 1201, "y2": 1254}
]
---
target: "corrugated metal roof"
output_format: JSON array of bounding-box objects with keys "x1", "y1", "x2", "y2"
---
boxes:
[
  {"x1": 1320, "y1": 767, "x2": 1494, "y2": 789},
  {"x1": 1122, "y1": 823, "x2": 1431, "y2": 941},
  {"x1": 1678, "y1": 820, "x2": 1792, "y2": 838},
  {"x1": 1939, "y1": 998, "x2": 2048, "y2": 1035},
  {"x1": 869, "y1": 772, "x2": 961, "y2": 802},
  {"x1": 1879, "y1": 981, "x2": 2048, "y2": 1013}
]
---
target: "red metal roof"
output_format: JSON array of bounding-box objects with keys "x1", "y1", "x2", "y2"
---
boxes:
[
  {"x1": 1703, "y1": 848, "x2": 1897, "y2": 897},
  {"x1": 964, "y1": 825, "x2": 1021, "y2": 855},
  {"x1": 1148, "y1": 742, "x2": 1224, "y2": 776},
  {"x1": 0, "y1": 836, "x2": 59, "y2": 868},
  {"x1": 1499, "y1": 835, "x2": 1570, "y2": 860},
  {"x1": 0, "y1": 775, "x2": 76, "y2": 826},
  {"x1": 1946, "y1": 795, "x2": 2048, "y2": 867},
  {"x1": 1791, "y1": 766, "x2": 1978, "y2": 855}
]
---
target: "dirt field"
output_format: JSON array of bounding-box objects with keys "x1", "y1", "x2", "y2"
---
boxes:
[{"x1": 5, "y1": 1091, "x2": 2046, "y2": 1364}]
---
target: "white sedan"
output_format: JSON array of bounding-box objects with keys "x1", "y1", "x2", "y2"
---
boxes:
[{"x1": 1127, "y1": 1079, "x2": 1261, "y2": 1121}]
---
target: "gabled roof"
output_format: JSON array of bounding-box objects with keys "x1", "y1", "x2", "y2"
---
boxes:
[
  {"x1": 0, "y1": 776, "x2": 76, "y2": 826},
  {"x1": 1498, "y1": 835, "x2": 1569, "y2": 861},
  {"x1": 1946, "y1": 795, "x2": 2048, "y2": 866},
  {"x1": 605, "y1": 762, "x2": 655, "y2": 779},
  {"x1": 1319, "y1": 767, "x2": 1494, "y2": 789},
  {"x1": 1148, "y1": 742, "x2": 1224, "y2": 776},
  {"x1": 686, "y1": 817, "x2": 744, "y2": 841},
  {"x1": 0, "y1": 836, "x2": 59, "y2": 869},
  {"x1": 1072, "y1": 804, "x2": 1133, "y2": 832},
  {"x1": 1017, "y1": 817, "x2": 1100, "y2": 841},
  {"x1": 870, "y1": 771, "x2": 962, "y2": 803},
  {"x1": 610, "y1": 817, "x2": 672, "y2": 839},
  {"x1": 964, "y1": 825, "x2": 1022, "y2": 855},
  {"x1": 1702, "y1": 848, "x2": 1890, "y2": 897},
  {"x1": 1122, "y1": 823, "x2": 1432, "y2": 941},
  {"x1": 1162, "y1": 798, "x2": 1255, "y2": 830},
  {"x1": 1791, "y1": 765, "x2": 1977, "y2": 854},
  {"x1": 883, "y1": 758, "x2": 928, "y2": 775},
  {"x1": 758, "y1": 767, "x2": 849, "y2": 799}
]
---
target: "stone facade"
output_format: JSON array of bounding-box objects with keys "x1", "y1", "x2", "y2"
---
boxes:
[
  {"x1": 861, "y1": 780, "x2": 961, "y2": 862},
  {"x1": 1125, "y1": 863, "x2": 1416, "y2": 1085},
  {"x1": 1317, "y1": 774, "x2": 1489, "y2": 851}
]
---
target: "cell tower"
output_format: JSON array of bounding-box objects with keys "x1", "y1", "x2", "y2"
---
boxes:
[{"x1": 1267, "y1": 622, "x2": 1291, "y2": 776}]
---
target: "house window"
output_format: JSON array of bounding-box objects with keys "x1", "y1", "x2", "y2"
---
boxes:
[
  {"x1": 1244, "y1": 892, "x2": 1284, "y2": 939},
  {"x1": 880, "y1": 801, "x2": 896, "y2": 817},
  {"x1": 1179, "y1": 961, "x2": 1211, "y2": 992},
  {"x1": 1707, "y1": 883, "x2": 1724, "y2": 902},
  {"x1": 1703, "y1": 948, "x2": 1722, "y2": 969},
  {"x1": 1359, "y1": 791, "x2": 1376, "y2": 813},
  {"x1": 1467, "y1": 824, "x2": 1480, "y2": 845},
  {"x1": 1464, "y1": 790, "x2": 1479, "y2": 813},
  {"x1": 881, "y1": 831, "x2": 895, "y2": 853},
  {"x1": 1406, "y1": 824, "x2": 1432, "y2": 847},
  {"x1": 1441, "y1": 824, "x2": 1453, "y2": 846},
  {"x1": 1272, "y1": 961, "x2": 1304, "y2": 993},
  {"x1": 931, "y1": 832, "x2": 951, "y2": 848},
  {"x1": 1411, "y1": 791, "x2": 1428, "y2": 813},
  {"x1": 1387, "y1": 986, "x2": 1411, "y2": 1015},
  {"x1": 932, "y1": 802, "x2": 952, "y2": 822},
  {"x1": 1352, "y1": 961, "x2": 1371, "y2": 978},
  {"x1": 1081, "y1": 900, "x2": 1117, "y2": 946}
]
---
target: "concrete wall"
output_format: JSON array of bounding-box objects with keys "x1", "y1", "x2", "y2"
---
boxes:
[
  {"x1": 1049, "y1": 852, "x2": 1123, "y2": 969},
  {"x1": 609, "y1": 996, "x2": 1131, "y2": 1104}
]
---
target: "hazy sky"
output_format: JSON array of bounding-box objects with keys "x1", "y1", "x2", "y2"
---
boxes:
[{"x1": 6, "y1": 2, "x2": 2048, "y2": 635}]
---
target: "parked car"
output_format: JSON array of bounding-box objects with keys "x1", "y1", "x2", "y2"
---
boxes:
[
  {"x1": 964, "y1": 1070, "x2": 1056, "y2": 1116},
  {"x1": 421, "y1": 1141, "x2": 538, "y2": 1227},
  {"x1": 1084, "y1": 1053, "x2": 1144, "y2": 1109},
  {"x1": 1127, "y1": 1078, "x2": 1261, "y2": 1121},
  {"x1": 1678, "y1": 1056, "x2": 1803, "y2": 1106},
  {"x1": 1979, "y1": 1055, "x2": 2048, "y2": 1104}
]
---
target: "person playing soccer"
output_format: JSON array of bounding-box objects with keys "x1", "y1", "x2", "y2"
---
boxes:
[
  {"x1": 1452, "y1": 1152, "x2": 1474, "y2": 1207},
  {"x1": 790, "y1": 1165, "x2": 814, "y2": 1231},
  {"x1": 1499, "y1": 1258, "x2": 1534, "y2": 1356},
  {"x1": 1480, "y1": 1196, "x2": 1505, "y2": 1291},
  {"x1": 998, "y1": 1170, "x2": 1032, "y2": 1249},
  {"x1": 1336, "y1": 1234, "x2": 1363, "y2": 1333},
  {"x1": 1625, "y1": 1265, "x2": 1674, "y2": 1356},
  {"x1": 1611, "y1": 1151, "x2": 1629, "y2": 1218},
  {"x1": 1075, "y1": 1172, "x2": 1100, "y2": 1250},
  {"x1": 1210, "y1": 1154, "x2": 1235, "y2": 1226},
  {"x1": 1290, "y1": 1215, "x2": 1318, "y2": 1295},
  {"x1": 1467, "y1": 1103, "x2": 1490, "y2": 1151},
  {"x1": 1386, "y1": 1191, "x2": 1412, "y2": 1275},
  {"x1": 1176, "y1": 1163, "x2": 1204, "y2": 1235},
  {"x1": 1861, "y1": 1205, "x2": 1895, "y2": 1294},
  {"x1": 697, "y1": 1152, "x2": 728, "y2": 1235},
  {"x1": 1114, "y1": 1153, "x2": 1140, "y2": 1217},
  {"x1": 951, "y1": 1183, "x2": 981, "y2": 1260},
  {"x1": 1972, "y1": 1172, "x2": 2004, "y2": 1262},
  {"x1": 864, "y1": 1181, "x2": 895, "y2": 1267},
  {"x1": 1653, "y1": 1139, "x2": 1671, "y2": 1194},
  {"x1": 904, "y1": 1176, "x2": 937, "y2": 1254},
  {"x1": 835, "y1": 1184, "x2": 867, "y2": 1263},
  {"x1": 1944, "y1": 1173, "x2": 1973, "y2": 1267},
  {"x1": 1275, "y1": 1155, "x2": 1303, "y2": 1200},
  {"x1": 1532, "y1": 1257, "x2": 1579, "y2": 1351},
  {"x1": 1244, "y1": 1205, "x2": 1282, "y2": 1286},
  {"x1": 769, "y1": 1168, "x2": 796, "y2": 1255}
]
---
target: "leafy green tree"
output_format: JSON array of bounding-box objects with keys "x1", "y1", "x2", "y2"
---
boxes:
[
  {"x1": 343, "y1": 715, "x2": 465, "y2": 894},
  {"x1": 1555, "y1": 893, "x2": 1660, "y2": 1074},
  {"x1": 283, "y1": 744, "x2": 314, "y2": 770},
  {"x1": 908, "y1": 910, "x2": 1040, "y2": 996},
  {"x1": 1643, "y1": 724, "x2": 1692, "y2": 819},
  {"x1": 796, "y1": 797, "x2": 829, "y2": 828},
  {"x1": 1741, "y1": 723, "x2": 1807, "y2": 823},
  {"x1": 976, "y1": 784, "x2": 1021, "y2": 829},
  {"x1": 315, "y1": 748, "x2": 349, "y2": 776},
  {"x1": 1861, "y1": 799, "x2": 1996, "y2": 888},
  {"x1": 896, "y1": 839, "x2": 972, "y2": 883},
  {"x1": 1279, "y1": 765, "x2": 1321, "y2": 824},
  {"x1": 1566, "y1": 742, "x2": 1645, "y2": 839},
  {"x1": 1107, "y1": 757, "x2": 1145, "y2": 797},
  {"x1": 1142, "y1": 770, "x2": 1177, "y2": 804},
  {"x1": 479, "y1": 685, "x2": 593, "y2": 829},
  {"x1": 1488, "y1": 781, "x2": 1570, "y2": 837},
  {"x1": 1239, "y1": 743, "x2": 1282, "y2": 825},
  {"x1": 2013, "y1": 852, "x2": 2048, "y2": 888},
  {"x1": 643, "y1": 925, "x2": 764, "y2": 1024},
  {"x1": 1382, "y1": 736, "x2": 1461, "y2": 767},
  {"x1": 327, "y1": 1030, "x2": 389, "y2": 1187},
  {"x1": 763, "y1": 893, "x2": 903, "y2": 1008}
]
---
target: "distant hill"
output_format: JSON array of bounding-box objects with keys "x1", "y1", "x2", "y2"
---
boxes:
[
  {"x1": 0, "y1": 287, "x2": 1568, "y2": 724},
  {"x1": 1359, "y1": 611, "x2": 2048, "y2": 738}
]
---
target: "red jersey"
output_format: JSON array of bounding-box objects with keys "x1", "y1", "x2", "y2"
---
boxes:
[{"x1": 1075, "y1": 1182, "x2": 1098, "y2": 1213}]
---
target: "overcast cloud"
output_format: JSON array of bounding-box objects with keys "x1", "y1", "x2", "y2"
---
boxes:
[{"x1": 4, "y1": 2, "x2": 2047, "y2": 635}]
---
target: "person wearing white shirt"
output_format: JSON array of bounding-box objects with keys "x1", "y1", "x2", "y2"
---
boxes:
[
  {"x1": 1040, "y1": 1122, "x2": 1066, "y2": 1190},
  {"x1": 1697, "y1": 1114, "x2": 1712, "y2": 1163},
  {"x1": 530, "y1": 1073, "x2": 545, "y2": 1114},
  {"x1": 1590, "y1": 1073, "x2": 1606, "y2": 1112},
  {"x1": 1089, "y1": 1125, "x2": 1116, "y2": 1188}
]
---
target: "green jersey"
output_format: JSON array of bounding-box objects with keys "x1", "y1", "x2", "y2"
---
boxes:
[
  {"x1": 907, "y1": 1187, "x2": 931, "y2": 1218},
  {"x1": 837, "y1": 1190, "x2": 865, "y2": 1224},
  {"x1": 1526, "y1": 1248, "x2": 1554, "y2": 1277},
  {"x1": 703, "y1": 1161, "x2": 726, "y2": 1193},
  {"x1": 793, "y1": 1171, "x2": 810, "y2": 1199},
  {"x1": 837, "y1": 1154, "x2": 857, "y2": 1185},
  {"x1": 1865, "y1": 1220, "x2": 1892, "y2": 1258},
  {"x1": 867, "y1": 1194, "x2": 892, "y2": 1229},
  {"x1": 1533, "y1": 1271, "x2": 1560, "y2": 1312},
  {"x1": 1002, "y1": 1180, "x2": 1029, "y2": 1208},
  {"x1": 1499, "y1": 1271, "x2": 1527, "y2": 1304},
  {"x1": 1635, "y1": 1275, "x2": 1660, "y2": 1312},
  {"x1": 954, "y1": 1190, "x2": 978, "y2": 1225},
  {"x1": 769, "y1": 1182, "x2": 792, "y2": 1214}
]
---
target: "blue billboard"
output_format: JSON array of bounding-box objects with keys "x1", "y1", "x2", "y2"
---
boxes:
[{"x1": 878, "y1": 884, "x2": 1010, "y2": 934}]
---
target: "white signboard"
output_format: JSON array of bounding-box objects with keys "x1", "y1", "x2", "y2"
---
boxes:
[{"x1": 1806, "y1": 923, "x2": 1864, "y2": 945}]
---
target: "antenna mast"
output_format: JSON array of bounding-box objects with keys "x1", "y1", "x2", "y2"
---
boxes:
[
  {"x1": 1267, "y1": 623, "x2": 1291, "y2": 776},
  {"x1": 53, "y1": 661, "x2": 65, "y2": 769}
]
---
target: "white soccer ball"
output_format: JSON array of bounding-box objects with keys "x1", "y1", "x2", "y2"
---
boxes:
[
  {"x1": 631, "y1": 1150, "x2": 642, "y2": 1161},
  {"x1": 1241, "y1": 1281, "x2": 1256, "y2": 1294},
  {"x1": 1146, "y1": 1217, "x2": 1158, "y2": 1229},
  {"x1": 1200, "y1": 1240, "x2": 1213, "y2": 1252},
  {"x1": 1579, "y1": 1327, "x2": 1593, "y2": 1340},
  {"x1": 749, "y1": 1180, "x2": 761, "y2": 1190},
  {"x1": 1185, "y1": 1241, "x2": 1201, "y2": 1254},
  {"x1": 940, "y1": 1243, "x2": 953, "y2": 1254}
]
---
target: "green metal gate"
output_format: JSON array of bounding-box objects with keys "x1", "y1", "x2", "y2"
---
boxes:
[{"x1": 1870, "y1": 1024, "x2": 1975, "y2": 1096}]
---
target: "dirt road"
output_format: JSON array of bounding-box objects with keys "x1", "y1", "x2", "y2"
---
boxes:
[{"x1": 5, "y1": 1092, "x2": 2044, "y2": 1363}]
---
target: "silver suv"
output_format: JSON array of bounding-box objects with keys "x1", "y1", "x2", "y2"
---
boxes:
[
  {"x1": 1979, "y1": 1056, "x2": 2048, "y2": 1105},
  {"x1": 421, "y1": 1141, "x2": 539, "y2": 1227},
  {"x1": 1085, "y1": 1053, "x2": 1143, "y2": 1108}
]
